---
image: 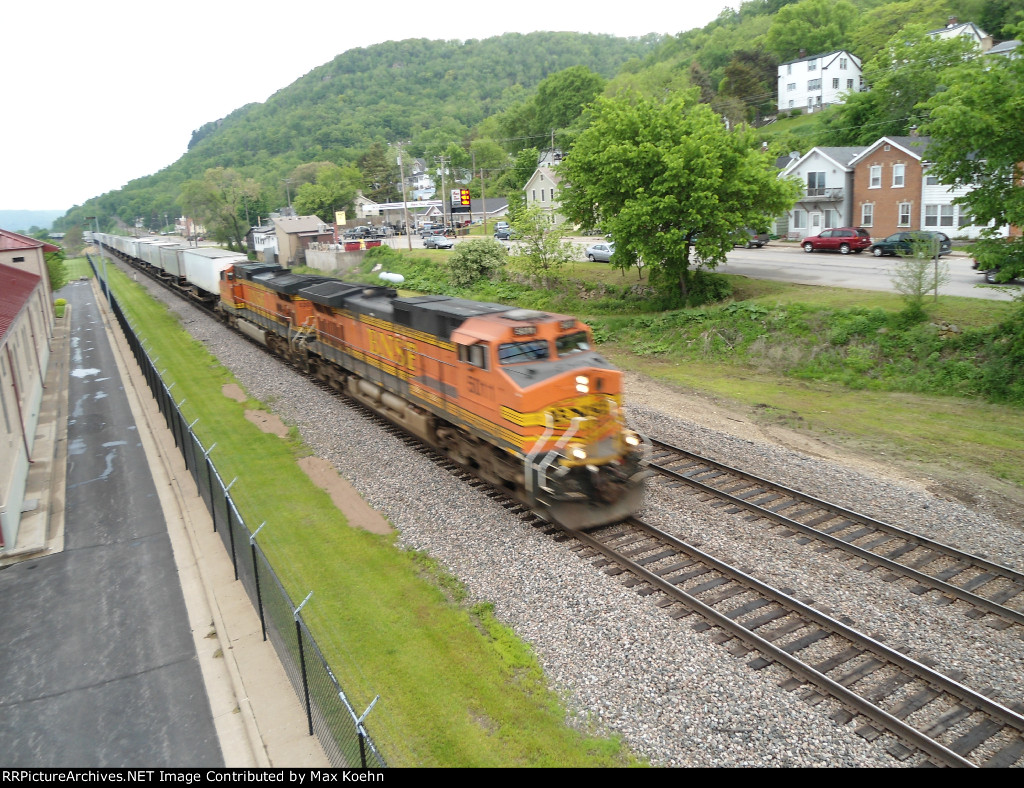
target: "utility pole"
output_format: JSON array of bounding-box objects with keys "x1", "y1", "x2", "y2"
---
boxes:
[
  {"x1": 473, "y1": 151, "x2": 487, "y2": 235},
  {"x1": 397, "y1": 143, "x2": 412, "y2": 251},
  {"x1": 434, "y1": 155, "x2": 450, "y2": 230}
]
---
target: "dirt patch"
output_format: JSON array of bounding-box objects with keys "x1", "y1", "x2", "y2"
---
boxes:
[
  {"x1": 245, "y1": 410, "x2": 289, "y2": 439},
  {"x1": 298, "y1": 456, "x2": 393, "y2": 535},
  {"x1": 222, "y1": 383, "x2": 247, "y2": 403}
]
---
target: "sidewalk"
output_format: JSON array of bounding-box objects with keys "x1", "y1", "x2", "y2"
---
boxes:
[{"x1": 1, "y1": 277, "x2": 328, "y2": 768}]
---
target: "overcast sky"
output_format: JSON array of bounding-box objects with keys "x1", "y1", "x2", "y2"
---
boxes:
[{"x1": 2, "y1": 1, "x2": 736, "y2": 212}]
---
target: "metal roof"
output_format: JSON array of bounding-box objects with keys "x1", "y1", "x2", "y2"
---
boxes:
[{"x1": 0, "y1": 263, "x2": 42, "y2": 341}]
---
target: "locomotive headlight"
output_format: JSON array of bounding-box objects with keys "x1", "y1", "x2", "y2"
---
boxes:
[
  {"x1": 575, "y1": 375, "x2": 589, "y2": 385},
  {"x1": 624, "y1": 432, "x2": 641, "y2": 447},
  {"x1": 571, "y1": 446, "x2": 588, "y2": 461},
  {"x1": 576, "y1": 383, "x2": 589, "y2": 393}
]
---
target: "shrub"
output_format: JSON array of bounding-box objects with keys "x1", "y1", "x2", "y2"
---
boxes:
[{"x1": 446, "y1": 238, "x2": 508, "y2": 288}]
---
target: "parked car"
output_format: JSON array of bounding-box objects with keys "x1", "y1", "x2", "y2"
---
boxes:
[
  {"x1": 869, "y1": 231, "x2": 951, "y2": 258},
  {"x1": 801, "y1": 227, "x2": 872, "y2": 254},
  {"x1": 584, "y1": 241, "x2": 614, "y2": 262},
  {"x1": 424, "y1": 234, "x2": 455, "y2": 249},
  {"x1": 972, "y1": 259, "x2": 1019, "y2": 284},
  {"x1": 494, "y1": 226, "x2": 515, "y2": 240},
  {"x1": 733, "y1": 228, "x2": 770, "y2": 248},
  {"x1": 420, "y1": 227, "x2": 447, "y2": 240}
]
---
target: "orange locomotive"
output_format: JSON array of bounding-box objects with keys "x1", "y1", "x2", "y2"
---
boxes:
[{"x1": 219, "y1": 263, "x2": 648, "y2": 528}]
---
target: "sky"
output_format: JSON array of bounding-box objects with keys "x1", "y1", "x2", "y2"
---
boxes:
[{"x1": 2, "y1": 1, "x2": 736, "y2": 213}]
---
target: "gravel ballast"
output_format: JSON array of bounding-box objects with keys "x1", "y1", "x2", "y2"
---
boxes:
[{"x1": 137, "y1": 273, "x2": 1023, "y2": 767}]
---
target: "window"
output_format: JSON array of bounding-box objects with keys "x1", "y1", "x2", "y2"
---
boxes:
[
  {"x1": 861, "y1": 203, "x2": 874, "y2": 226},
  {"x1": 840, "y1": 57, "x2": 848, "y2": 70},
  {"x1": 792, "y1": 209, "x2": 805, "y2": 229},
  {"x1": 532, "y1": 190, "x2": 536, "y2": 201},
  {"x1": 898, "y1": 202, "x2": 911, "y2": 226},
  {"x1": 958, "y1": 209, "x2": 972, "y2": 228},
  {"x1": 925, "y1": 173, "x2": 938, "y2": 186},
  {"x1": 498, "y1": 340, "x2": 550, "y2": 365},
  {"x1": 13, "y1": 256, "x2": 25, "y2": 262},
  {"x1": 824, "y1": 209, "x2": 835, "y2": 228},
  {"x1": 788, "y1": 100, "x2": 794, "y2": 108},
  {"x1": 807, "y1": 172, "x2": 826, "y2": 196},
  {"x1": 924, "y1": 205, "x2": 955, "y2": 227},
  {"x1": 550, "y1": 187, "x2": 556, "y2": 200},
  {"x1": 787, "y1": 64, "x2": 792, "y2": 75},
  {"x1": 847, "y1": 79, "x2": 854, "y2": 89},
  {"x1": 458, "y1": 343, "x2": 490, "y2": 370},
  {"x1": 808, "y1": 61, "x2": 817, "y2": 71},
  {"x1": 832, "y1": 78, "x2": 840, "y2": 89},
  {"x1": 787, "y1": 82, "x2": 796, "y2": 91},
  {"x1": 808, "y1": 78, "x2": 821, "y2": 90},
  {"x1": 556, "y1": 332, "x2": 590, "y2": 357},
  {"x1": 541, "y1": 189, "x2": 545, "y2": 201},
  {"x1": 869, "y1": 165, "x2": 882, "y2": 188},
  {"x1": 892, "y1": 164, "x2": 905, "y2": 187}
]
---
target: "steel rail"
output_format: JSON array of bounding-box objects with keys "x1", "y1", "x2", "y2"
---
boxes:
[{"x1": 649, "y1": 439, "x2": 1024, "y2": 626}]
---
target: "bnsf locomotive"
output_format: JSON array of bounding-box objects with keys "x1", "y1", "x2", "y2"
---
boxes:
[{"x1": 95, "y1": 234, "x2": 648, "y2": 528}]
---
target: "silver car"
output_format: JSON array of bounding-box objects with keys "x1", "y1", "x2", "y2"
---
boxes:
[{"x1": 585, "y1": 242, "x2": 614, "y2": 262}]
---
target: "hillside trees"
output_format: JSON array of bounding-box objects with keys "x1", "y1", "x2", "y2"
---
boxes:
[
  {"x1": 764, "y1": 0, "x2": 860, "y2": 61},
  {"x1": 822, "y1": 26, "x2": 975, "y2": 145},
  {"x1": 559, "y1": 91, "x2": 800, "y2": 303}
]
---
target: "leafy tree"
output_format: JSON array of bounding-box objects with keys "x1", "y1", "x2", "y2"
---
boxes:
[
  {"x1": 559, "y1": 91, "x2": 800, "y2": 302},
  {"x1": 45, "y1": 250, "x2": 68, "y2": 293},
  {"x1": 889, "y1": 236, "x2": 950, "y2": 320},
  {"x1": 823, "y1": 26, "x2": 975, "y2": 145},
  {"x1": 358, "y1": 142, "x2": 402, "y2": 203},
  {"x1": 445, "y1": 237, "x2": 508, "y2": 288},
  {"x1": 509, "y1": 204, "x2": 579, "y2": 278},
  {"x1": 293, "y1": 163, "x2": 362, "y2": 222},
  {"x1": 921, "y1": 31, "x2": 1024, "y2": 279},
  {"x1": 180, "y1": 168, "x2": 261, "y2": 250},
  {"x1": 764, "y1": 0, "x2": 860, "y2": 61}
]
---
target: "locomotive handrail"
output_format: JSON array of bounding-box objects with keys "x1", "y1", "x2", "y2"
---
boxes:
[{"x1": 534, "y1": 415, "x2": 588, "y2": 493}]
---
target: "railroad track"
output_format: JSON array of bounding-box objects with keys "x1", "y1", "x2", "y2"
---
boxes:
[
  {"x1": 114, "y1": 253, "x2": 1024, "y2": 765},
  {"x1": 572, "y1": 516, "x2": 1024, "y2": 767},
  {"x1": 647, "y1": 438, "x2": 1024, "y2": 628}
]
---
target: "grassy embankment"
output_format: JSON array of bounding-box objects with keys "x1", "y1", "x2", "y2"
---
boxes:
[{"x1": 91, "y1": 259, "x2": 639, "y2": 768}]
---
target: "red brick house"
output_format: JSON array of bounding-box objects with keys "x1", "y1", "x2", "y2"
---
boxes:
[{"x1": 849, "y1": 136, "x2": 930, "y2": 239}]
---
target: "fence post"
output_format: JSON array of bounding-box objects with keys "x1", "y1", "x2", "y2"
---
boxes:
[
  {"x1": 294, "y1": 592, "x2": 314, "y2": 736},
  {"x1": 224, "y1": 477, "x2": 239, "y2": 579},
  {"x1": 250, "y1": 522, "x2": 268, "y2": 642}
]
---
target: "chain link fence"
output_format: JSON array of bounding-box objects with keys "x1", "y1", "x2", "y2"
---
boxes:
[{"x1": 90, "y1": 255, "x2": 386, "y2": 768}]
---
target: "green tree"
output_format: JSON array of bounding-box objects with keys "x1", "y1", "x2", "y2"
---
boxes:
[
  {"x1": 922, "y1": 32, "x2": 1024, "y2": 279},
  {"x1": 559, "y1": 91, "x2": 800, "y2": 302},
  {"x1": 509, "y1": 204, "x2": 579, "y2": 278},
  {"x1": 45, "y1": 250, "x2": 68, "y2": 293},
  {"x1": 764, "y1": 0, "x2": 860, "y2": 61},
  {"x1": 180, "y1": 168, "x2": 261, "y2": 250},
  {"x1": 358, "y1": 142, "x2": 402, "y2": 203},
  {"x1": 824, "y1": 26, "x2": 976, "y2": 145},
  {"x1": 889, "y1": 236, "x2": 950, "y2": 320},
  {"x1": 293, "y1": 163, "x2": 362, "y2": 222}
]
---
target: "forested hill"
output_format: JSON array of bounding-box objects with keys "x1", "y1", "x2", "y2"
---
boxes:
[{"x1": 60, "y1": 32, "x2": 656, "y2": 232}]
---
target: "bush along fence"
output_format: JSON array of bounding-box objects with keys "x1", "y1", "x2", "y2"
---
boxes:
[{"x1": 88, "y1": 255, "x2": 386, "y2": 768}]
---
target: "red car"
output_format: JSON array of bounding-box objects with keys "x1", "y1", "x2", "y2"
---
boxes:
[{"x1": 801, "y1": 227, "x2": 872, "y2": 254}]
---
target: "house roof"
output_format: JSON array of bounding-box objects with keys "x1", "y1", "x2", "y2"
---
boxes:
[
  {"x1": 987, "y1": 39, "x2": 1022, "y2": 56},
  {"x1": 0, "y1": 228, "x2": 60, "y2": 253},
  {"x1": 0, "y1": 263, "x2": 42, "y2": 341},
  {"x1": 780, "y1": 146, "x2": 867, "y2": 177},
  {"x1": 927, "y1": 20, "x2": 988, "y2": 42},
  {"x1": 849, "y1": 136, "x2": 932, "y2": 165},
  {"x1": 779, "y1": 50, "x2": 860, "y2": 68},
  {"x1": 272, "y1": 215, "x2": 331, "y2": 234}
]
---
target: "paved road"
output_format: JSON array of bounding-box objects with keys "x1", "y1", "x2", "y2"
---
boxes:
[
  {"x1": 0, "y1": 279, "x2": 222, "y2": 767},
  {"x1": 704, "y1": 243, "x2": 1017, "y2": 301}
]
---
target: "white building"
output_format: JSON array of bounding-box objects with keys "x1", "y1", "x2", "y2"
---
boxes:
[
  {"x1": 524, "y1": 150, "x2": 565, "y2": 226},
  {"x1": 778, "y1": 146, "x2": 866, "y2": 238},
  {"x1": 777, "y1": 50, "x2": 862, "y2": 113},
  {"x1": 920, "y1": 164, "x2": 1008, "y2": 239}
]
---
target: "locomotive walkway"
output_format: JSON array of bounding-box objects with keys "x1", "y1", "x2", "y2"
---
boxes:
[{"x1": 0, "y1": 277, "x2": 326, "y2": 767}]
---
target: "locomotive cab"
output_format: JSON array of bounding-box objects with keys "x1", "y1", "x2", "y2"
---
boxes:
[{"x1": 451, "y1": 309, "x2": 649, "y2": 529}]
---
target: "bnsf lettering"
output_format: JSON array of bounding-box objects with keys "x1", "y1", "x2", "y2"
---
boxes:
[{"x1": 366, "y1": 328, "x2": 417, "y2": 372}]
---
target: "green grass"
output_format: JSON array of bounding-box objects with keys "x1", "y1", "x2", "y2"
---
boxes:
[{"x1": 101, "y1": 263, "x2": 640, "y2": 768}]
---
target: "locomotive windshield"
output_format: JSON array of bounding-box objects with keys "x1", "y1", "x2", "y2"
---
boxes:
[
  {"x1": 498, "y1": 340, "x2": 550, "y2": 364},
  {"x1": 556, "y1": 331, "x2": 590, "y2": 356}
]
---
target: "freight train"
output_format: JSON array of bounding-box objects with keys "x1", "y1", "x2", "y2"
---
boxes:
[{"x1": 94, "y1": 233, "x2": 649, "y2": 529}]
